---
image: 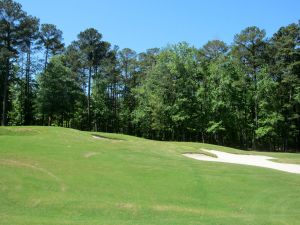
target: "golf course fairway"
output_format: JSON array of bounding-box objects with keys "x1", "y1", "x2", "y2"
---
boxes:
[{"x1": 0, "y1": 126, "x2": 300, "y2": 225}]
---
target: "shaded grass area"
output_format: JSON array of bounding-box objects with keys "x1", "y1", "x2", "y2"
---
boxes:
[
  {"x1": 91, "y1": 133, "x2": 126, "y2": 141},
  {"x1": 0, "y1": 126, "x2": 300, "y2": 225},
  {"x1": 182, "y1": 150, "x2": 217, "y2": 158}
]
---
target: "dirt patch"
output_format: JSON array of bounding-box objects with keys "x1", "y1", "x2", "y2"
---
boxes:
[
  {"x1": 83, "y1": 152, "x2": 99, "y2": 158},
  {"x1": 0, "y1": 127, "x2": 39, "y2": 136},
  {"x1": 116, "y1": 203, "x2": 138, "y2": 213},
  {"x1": 30, "y1": 199, "x2": 42, "y2": 207},
  {"x1": 152, "y1": 205, "x2": 203, "y2": 215}
]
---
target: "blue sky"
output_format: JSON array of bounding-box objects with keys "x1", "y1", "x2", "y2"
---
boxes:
[{"x1": 18, "y1": 0, "x2": 300, "y2": 53}]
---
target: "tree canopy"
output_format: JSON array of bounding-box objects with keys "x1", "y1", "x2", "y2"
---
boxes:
[{"x1": 0, "y1": 0, "x2": 299, "y2": 151}]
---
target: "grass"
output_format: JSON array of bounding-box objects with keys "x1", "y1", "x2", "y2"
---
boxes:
[{"x1": 0, "y1": 126, "x2": 300, "y2": 225}]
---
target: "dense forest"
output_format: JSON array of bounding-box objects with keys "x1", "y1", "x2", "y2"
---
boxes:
[{"x1": 1, "y1": 0, "x2": 299, "y2": 151}]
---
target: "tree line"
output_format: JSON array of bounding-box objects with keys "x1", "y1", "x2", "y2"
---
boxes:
[{"x1": 1, "y1": 0, "x2": 299, "y2": 151}]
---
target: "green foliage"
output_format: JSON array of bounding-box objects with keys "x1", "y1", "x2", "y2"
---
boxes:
[
  {"x1": 0, "y1": 0, "x2": 299, "y2": 151},
  {"x1": 36, "y1": 56, "x2": 82, "y2": 125},
  {"x1": 38, "y1": 23, "x2": 64, "y2": 70},
  {"x1": 206, "y1": 121, "x2": 225, "y2": 134}
]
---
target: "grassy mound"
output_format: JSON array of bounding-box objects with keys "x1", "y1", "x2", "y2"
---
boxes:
[{"x1": 0, "y1": 126, "x2": 299, "y2": 225}]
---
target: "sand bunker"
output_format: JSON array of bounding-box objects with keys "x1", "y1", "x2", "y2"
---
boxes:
[
  {"x1": 92, "y1": 135, "x2": 106, "y2": 140},
  {"x1": 183, "y1": 149, "x2": 300, "y2": 174}
]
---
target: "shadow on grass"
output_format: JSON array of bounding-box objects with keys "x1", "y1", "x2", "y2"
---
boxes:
[
  {"x1": 91, "y1": 134, "x2": 126, "y2": 141},
  {"x1": 182, "y1": 149, "x2": 217, "y2": 158}
]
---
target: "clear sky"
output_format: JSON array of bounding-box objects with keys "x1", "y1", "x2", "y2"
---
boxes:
[{"x1": 18, "y1": 0, "x2": 300, "y2": 53}]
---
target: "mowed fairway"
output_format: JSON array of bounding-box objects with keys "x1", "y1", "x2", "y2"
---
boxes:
[{"x1": 0, "y1": 127, "x2": 300, "y2": 225}]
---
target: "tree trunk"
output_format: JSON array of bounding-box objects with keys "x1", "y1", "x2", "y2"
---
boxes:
[
  {"x1": 1, "y1": 58, "x2": 10, "y2": 126},
  {"x1": 252, "y1": 70, "x2": 258, "y2": 150},
  {"x1": 201, "y1": 131, "x2": 205, "y2": 143},
  {"x1": 87, "y1": 66, "x2": 92, "y2": 130},
  {"x1": 44, "y1": 48, "x2": 49, "y2": 71},
  {"x1": 48, "y1": 115, "x2": 52, "y2": 126},
  {"x1": 24, "y1": 49, "x2": 31, "y2": 125}
]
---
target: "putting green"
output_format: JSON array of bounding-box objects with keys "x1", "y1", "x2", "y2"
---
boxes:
[{"x1": 0, "y1": 126, "x2": 300, "y2": 225}]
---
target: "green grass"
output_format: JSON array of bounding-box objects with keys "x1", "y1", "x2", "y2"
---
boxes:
[{"x1": 0, "y1": 126, "x2": 300, "y2": 225}]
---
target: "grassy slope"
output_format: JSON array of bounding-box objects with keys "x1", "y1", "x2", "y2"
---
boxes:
[{"x1": 0, "y1": 126, "x2": 300, "y2": 225}]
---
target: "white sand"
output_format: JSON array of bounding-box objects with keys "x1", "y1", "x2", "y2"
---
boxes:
[{"x1": 183, "y1": 149, "x2": 300, "y2": 174}]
